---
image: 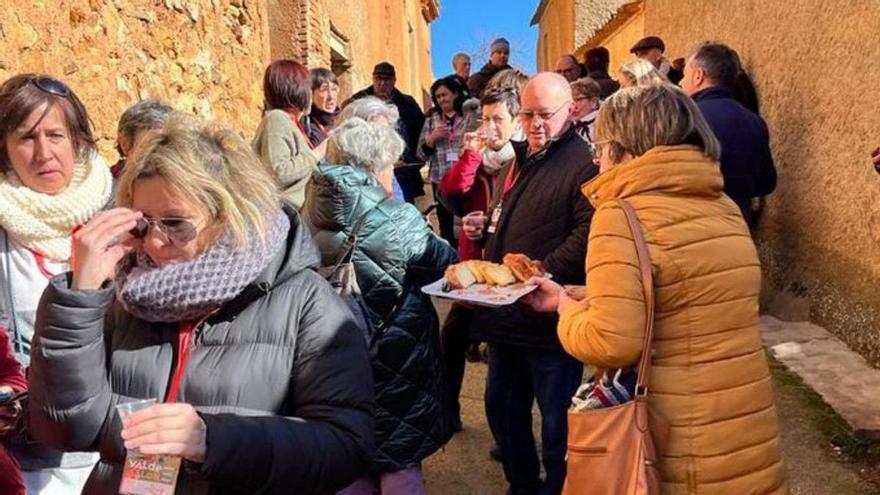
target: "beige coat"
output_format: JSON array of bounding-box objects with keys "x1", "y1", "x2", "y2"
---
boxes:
[
  {"x1": 253, "y1": 109, "x2": 318, "y2": 209},
  {"x1": 558, "y1": 146, "x2": 788, "y2": 494}
]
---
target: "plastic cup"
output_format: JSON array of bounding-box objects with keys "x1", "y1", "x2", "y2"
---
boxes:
[
  {"x1": 462, "y1": 211, "x2": 487, "y2": 228},
  {"x1": 116, "y1": 398, "x2": 157, "y2": 421},
  {"x1": 116, "y1": 398, "x2": 181, "y2": 495}
]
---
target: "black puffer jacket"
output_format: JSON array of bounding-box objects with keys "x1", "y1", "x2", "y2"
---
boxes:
[
  {"x1": 28, "y1": 207, "x2": 375, "y2": 495},
  {"x1": 473, "y1": 126, "x2": 599, "y2": 349},
  {"x1": 305, "y1": 164, "x2": 458, "y2": 472}
]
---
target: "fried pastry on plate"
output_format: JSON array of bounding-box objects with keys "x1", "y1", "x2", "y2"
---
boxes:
[{"x1": 502, "y1": 253, "x2": 544, "y2": 282}]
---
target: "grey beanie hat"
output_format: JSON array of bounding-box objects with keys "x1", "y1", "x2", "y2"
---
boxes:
[{"x1": 490, "y1": 37, "x2": 510, "y2": 54}]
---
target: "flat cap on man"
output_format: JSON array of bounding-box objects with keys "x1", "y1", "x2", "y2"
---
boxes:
[
  {"x1": 630, "y1": 36, "x2": 666, "y2": 53},
  {"x1": 373, "y1": 62, "x2": 396, "y2": 76}
]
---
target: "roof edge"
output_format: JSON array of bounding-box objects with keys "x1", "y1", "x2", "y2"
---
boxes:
[{"x1": 530, "y1": 0, "x2": 552, "y2": 26}]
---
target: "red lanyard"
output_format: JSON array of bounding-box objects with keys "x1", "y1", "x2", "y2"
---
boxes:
[
  {"x1": 501, "y1": 157, "x2": 521, "y2": 199},
  {"x1": 444, "y1": 114, "x2": 460, "y2": 144},
  {"x1": 283, "y1": 110, "x2": 316, "y2": 150},
  {"x1": 165, "y1": 321, "x2": 194, "y2": 403},
  {"x1": 164, "y1": 309, "x2": 218, "y2": 403},
  {"x1": 295, "y1": 119, "x2": 315, "y2": 150},
  {"x1": 28, "y1": 250, "x2": 58, "y2": 280},
  {"x1": 27, "y1": 230, "x2": 78, "y2": 280}
]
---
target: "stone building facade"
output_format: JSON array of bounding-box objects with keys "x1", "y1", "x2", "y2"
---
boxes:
[
  {"x1": 267, "y1": 0, "x2": 439, "y2": 106},
  {"x1": 0, "y1": 0, "x2": 272, "y2": 155},
  {"x1": 532, "y1": 0, "x2": 645, "y2": 74},
  {"x1": 0, "y1": 0, "x2": 439, "y2": 158},
  {"x1": 532, "y1": 0, "x2": 880, "y2": 366}
]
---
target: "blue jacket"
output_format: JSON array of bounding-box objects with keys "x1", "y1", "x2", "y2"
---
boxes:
[
  {"x1": 305, "y1": 164, "x2": 458, "y2": 472},
  {"x1": 693, "y1": 87, "x2": 776, "y2": 202}
]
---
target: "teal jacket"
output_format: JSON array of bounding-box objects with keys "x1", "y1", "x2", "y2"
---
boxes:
[{"x1": 305, "y1": 164, "x2": 458, "y2": 472}]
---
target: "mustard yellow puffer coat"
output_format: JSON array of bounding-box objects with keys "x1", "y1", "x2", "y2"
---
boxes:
[{"x1": 558, "y1": 146, "x2": 788, "y2": 494}]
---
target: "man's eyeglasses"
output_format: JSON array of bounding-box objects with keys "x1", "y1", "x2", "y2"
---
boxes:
[
  {"x1": 31, "y1": 77, "x2": 71, "y2": 98},
  {"x1": 130, "y1": 217, "x2": 199, "y2": 245},
  {"x1": 520, "y1": 100, "x2": 571, "y2": 122}
]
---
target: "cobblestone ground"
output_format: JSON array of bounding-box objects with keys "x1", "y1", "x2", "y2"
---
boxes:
[{"x1": 422, "y1": 320, "x2": 880, "y2": 494}]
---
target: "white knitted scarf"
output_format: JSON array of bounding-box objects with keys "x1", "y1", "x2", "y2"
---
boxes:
[{"x1": 0, "y1": 158, "x2": 112, "y2": 261}]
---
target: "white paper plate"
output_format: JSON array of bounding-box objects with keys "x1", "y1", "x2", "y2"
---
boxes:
[{"x1": 421, "y1": 278, "x2": 539, "y2": 307}]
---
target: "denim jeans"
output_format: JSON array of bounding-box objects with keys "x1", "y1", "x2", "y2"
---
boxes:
[{"x1": 485, "y1": 343, "x2": 583, "y2": 495}]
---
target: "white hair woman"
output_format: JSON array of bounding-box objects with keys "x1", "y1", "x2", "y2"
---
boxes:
[
  {"x1": 305, "y1": 118, "x2": 457, "y2": 495},
  {"x1": 337, "y1": 95, "x2": 401, "y2": 128},
  {"x1": 336, "y1": 96, "x2": 407, "y2": 202},
  {"x1": 27, "y1": 115, "x2": 375, "y2": 494},
  {"x1": 526, "y1": 84, "x2": 787, "y2": 493},
  {"x1": 0, "y1": 73, "x2": 110, "y2": 493}
]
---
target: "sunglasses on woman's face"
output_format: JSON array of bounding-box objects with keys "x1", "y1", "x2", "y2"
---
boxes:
[
  {"x1": 130, "y1": 217, "x2": 198, "y2": 245},
  {"x1": 31, "y1": 77, "x2": 71, "y2": 98}
]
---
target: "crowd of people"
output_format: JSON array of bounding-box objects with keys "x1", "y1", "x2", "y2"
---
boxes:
[{"x1": 0, "y1": 32, "x2": 795, "y2": 495}]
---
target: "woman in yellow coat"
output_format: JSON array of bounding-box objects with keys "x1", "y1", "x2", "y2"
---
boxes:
[{"x1": 526, "y1": 84, "x2": 788, "y2": 494}]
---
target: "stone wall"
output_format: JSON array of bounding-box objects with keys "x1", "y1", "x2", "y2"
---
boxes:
[
  {"x1": 644, "y1": 0, "x2": 880, "y2": 366},
  {"x1": 0, "y1": 1, "x2": 271, "y2": 160}
]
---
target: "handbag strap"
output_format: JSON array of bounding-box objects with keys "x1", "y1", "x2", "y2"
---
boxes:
[
  {"x1": 616, "y1": 199, "x2": 655, "y2": 396},
  {"x1": 330, "y1": 205, "x2": 377, "y2": 272}
]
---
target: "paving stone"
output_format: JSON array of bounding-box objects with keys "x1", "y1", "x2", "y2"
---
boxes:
[
  {"x1": 760, "y1": 315, "x2": 833, "y2": 347},
  {"x1": 768, "y1": 327, "x2": 880, "y2": 440}
]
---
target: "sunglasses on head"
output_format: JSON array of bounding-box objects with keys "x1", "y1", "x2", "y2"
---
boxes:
[
  {"x1": 130, "y1": 217, "x2": 198, "y2": 245},
  {"x1": 31, "y1": 76, "x2": 71, "y2": 98}
]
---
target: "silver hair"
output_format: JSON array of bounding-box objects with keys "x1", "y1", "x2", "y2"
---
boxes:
[
  {"x1": 337, "y1": 96, "x2": 400, "y2": 127},
  {"x1": 117, "y1": 99, "x2": 175, "y2": 142},
  {"x1": 453, "y1": 52, "x2": 471, "y2": 63},
  {"x1": 326, "y1": 117, "x2": 405, "y2": 174}
]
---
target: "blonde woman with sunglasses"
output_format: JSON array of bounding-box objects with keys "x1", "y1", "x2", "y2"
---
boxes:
[
  {"x1": 0, "y1": 73, "x2": 110, "y2": 494},
  {"x1": 27, "y1": 115, "x2": 375, "y2": 494}
]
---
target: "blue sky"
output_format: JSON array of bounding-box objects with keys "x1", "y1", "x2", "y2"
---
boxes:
[{"x1": 430, "y1": 0, "x2": 538, "y2": 77}]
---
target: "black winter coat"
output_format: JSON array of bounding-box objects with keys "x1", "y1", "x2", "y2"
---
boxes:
[
  {"x1": 305, "y1": 165, "x2": 458, "y2": 472},
  {"x1": 467, "y1": 62, "x2": 512, "y2": 98},
  {"x1": 473, "y1": 126, "x2": 599, "y2": 349},
  {"x1": 693, "y1": 86, "x2": 776, "y2": 202},
  {"x1": 28, "y1": 208, "x2": 375, "y2": 495}
]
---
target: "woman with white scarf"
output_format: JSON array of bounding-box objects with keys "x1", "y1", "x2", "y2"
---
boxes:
[{"x1": 0, "y1": 74, "x2": 111, "y2": 493}]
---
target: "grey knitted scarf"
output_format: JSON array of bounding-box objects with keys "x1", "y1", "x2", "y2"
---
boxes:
[{"x1": 115, "y1": 211, "x2": 290, "y2": 323}]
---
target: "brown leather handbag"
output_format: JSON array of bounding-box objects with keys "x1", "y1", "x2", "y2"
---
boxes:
[{"x1": 561, "y1": 199, "x2": 669, "y2": 495}]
